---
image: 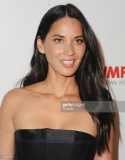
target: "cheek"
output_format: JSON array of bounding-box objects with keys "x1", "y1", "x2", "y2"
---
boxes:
[
  {"x1": 77, "y1": 46, "x2": 86, "y2": 59},
  {"x1": 81, "y1": 44, "x2": 86, "y2": 57},
  {"x1": 44, "y1": 43, "x2": 63, "y2": 58}
]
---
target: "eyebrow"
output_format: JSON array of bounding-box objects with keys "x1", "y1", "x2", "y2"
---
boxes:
[
  {"x1": 52, "y1": 34, "x2": 65, "y2": 38},
  {"x1": 52, "y1": 34, "x2": 84, "y2": 38},
  {"x1": 75, "y1": 35, "x2": 84, "y2": 38}
]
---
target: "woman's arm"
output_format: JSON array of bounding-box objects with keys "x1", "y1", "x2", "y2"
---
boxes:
[
  {"x1": 0, "y1": 91, "x2": 16, "y2": 160},
  {"x1": 94, "y1": 125, "x2": 114, "y2": 160}
]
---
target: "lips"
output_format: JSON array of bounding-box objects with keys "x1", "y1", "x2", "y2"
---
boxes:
[
  {"x1": 60, "y1": 60, "x2": 75, "y2": 64},
  {"x1": 60, "y1": 59, "x2": 75, "y2": 68}
]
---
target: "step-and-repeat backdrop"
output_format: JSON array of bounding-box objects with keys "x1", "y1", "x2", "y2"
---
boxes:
[{"x1": 0, "y1": 0, "x2": 125, "y2": 159}]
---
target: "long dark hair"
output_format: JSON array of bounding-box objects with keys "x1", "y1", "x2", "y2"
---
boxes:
[{"x1": 20, "y1": 4, "x2": 115, "y2": 156}]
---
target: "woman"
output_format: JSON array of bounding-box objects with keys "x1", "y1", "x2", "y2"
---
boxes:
[{"x1": 0, "y1": 3, "x2": 115, "y2": 160}]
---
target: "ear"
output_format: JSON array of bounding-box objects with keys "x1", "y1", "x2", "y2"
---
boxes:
[{"x1": 36, "y1": 36, "x2": 45, "y2": 54}]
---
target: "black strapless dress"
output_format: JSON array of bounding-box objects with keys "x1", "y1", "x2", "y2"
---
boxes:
[{"x1": 14, "y1": 128, "x2": 97, "y2": 160}]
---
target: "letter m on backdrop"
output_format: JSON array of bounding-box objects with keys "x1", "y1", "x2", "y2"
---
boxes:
[{"x1": 104, "y1": 66, "x2": 125, "y2": 78}]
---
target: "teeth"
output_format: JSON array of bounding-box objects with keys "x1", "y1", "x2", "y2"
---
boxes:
[{"x1": 61, "y1": 60, "x2": 74, "y2": 65}]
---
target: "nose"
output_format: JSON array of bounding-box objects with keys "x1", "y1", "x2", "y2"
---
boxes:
[{"x1": 63, "y1": 43, "x2": 75, "y2": 56}]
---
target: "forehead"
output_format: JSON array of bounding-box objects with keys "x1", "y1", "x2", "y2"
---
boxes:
[{"x1": 48, "y1": 16, "x2": 83, "y2": 35}]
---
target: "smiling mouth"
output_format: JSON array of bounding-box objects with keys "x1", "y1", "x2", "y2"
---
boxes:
[{"x1": 60, "y1": 60, "x2": 75, "y2": 65}]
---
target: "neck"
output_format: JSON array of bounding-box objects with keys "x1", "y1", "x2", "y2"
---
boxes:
[{"x1": 42, "y1": 69, "x2": 79, "y2": 98}]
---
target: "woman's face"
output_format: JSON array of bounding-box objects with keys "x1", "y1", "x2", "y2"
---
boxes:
[{"x1": 37, "y1": 16, "x2": 86, "y2": 77}]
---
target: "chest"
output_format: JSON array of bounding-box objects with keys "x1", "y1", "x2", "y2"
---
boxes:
[{"x1": 13, "y1": 94, "x2": 97, "y2": 136}]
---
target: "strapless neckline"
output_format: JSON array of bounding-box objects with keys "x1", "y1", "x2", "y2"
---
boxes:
[
  {"x1": 14, "y1": 127, "x2": 97, "y2": 139},
  {"x1": 14, "y1": 127, "x2": 97, "y2": 160}
]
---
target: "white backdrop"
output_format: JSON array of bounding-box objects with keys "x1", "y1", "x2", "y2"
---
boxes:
[{"x1": 0, "y1": 0, "x2": 125, "y2": 159}]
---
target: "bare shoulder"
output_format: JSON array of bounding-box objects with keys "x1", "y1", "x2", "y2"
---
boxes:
[
  {"x1": 0, "y1": 88, "x2": 29, "y2": 156},
  {"x1": 0, "y1": 87, "x2": 38, "y2": 116},
  {"x1": 1, "y1": 88, "x2": 28, "y2": 108},
  {"x1": 2, "y1": 88, "x2": 26, "y2": 98},
  {"x1": 0, "y1": 82, "x2": 45, "y2": 112},
  {"x1": 1, "y1": 81, "x2": 43, "y2": 103}
]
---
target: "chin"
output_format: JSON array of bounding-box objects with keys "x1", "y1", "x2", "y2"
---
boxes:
[{"x1": 59, "y1": 71, "x2": 76, "y2": 77}]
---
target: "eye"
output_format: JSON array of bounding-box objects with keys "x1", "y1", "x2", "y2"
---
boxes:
[
  {"x1": 74, "y1": 39, "x2": 84, "y2": 44},
  {"x1": 54, "y1": 38, "x2": 63, "y2": 43}
]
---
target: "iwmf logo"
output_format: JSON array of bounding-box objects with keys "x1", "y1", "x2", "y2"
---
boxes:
[{"x1": 104, "y1": 66, "x2": 125, "y2": 85}]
